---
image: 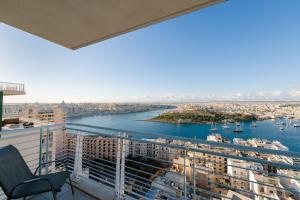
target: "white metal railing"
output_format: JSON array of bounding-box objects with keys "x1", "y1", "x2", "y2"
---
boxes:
[
  {"x1": 1, "y1": 123, "x2": 300, "y2": 200},
  {"x1": 0, "y1": 82, "x2": 25, "y2": 94},
  {"x1": 66, "y1": 123, "x2": 300, "y2": 200}
]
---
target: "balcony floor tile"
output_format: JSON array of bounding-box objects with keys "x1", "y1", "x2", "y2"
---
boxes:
[{"x1": 27, "y1": 184, "x2": 96, "y2": 200}]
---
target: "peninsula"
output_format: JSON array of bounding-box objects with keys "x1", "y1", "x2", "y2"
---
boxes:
[{"x1": 149, "y1": 110, "x2": 257, "y2": 124}]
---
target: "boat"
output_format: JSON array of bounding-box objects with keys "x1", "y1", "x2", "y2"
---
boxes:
[
  {"x1": 222, "y1": 122, "x2": 229, "y2": 129},
  {"x1": 251, "y1": 121, "x2": 257, "y2": 128},
  {"x1": 233, "y1": 123, "x2": 243, "y2": 133},
  {"x1": 210, "y1": 122, "x2": 218, "y2": 132},
  {"x1": 233, "y1": 127, "x2": 243, "y2": 133},
  {"x1": 222, "y1": 125, "x2": 229, "y2": 129}
]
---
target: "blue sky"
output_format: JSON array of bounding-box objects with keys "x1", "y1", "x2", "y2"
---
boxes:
[{"x1": 1, "y1": 0, "x2": 300, "y2": 103}]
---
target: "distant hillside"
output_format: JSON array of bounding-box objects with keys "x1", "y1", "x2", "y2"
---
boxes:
[{"x1": 149, "y1": 110, "x2": 257, "y2": 124}]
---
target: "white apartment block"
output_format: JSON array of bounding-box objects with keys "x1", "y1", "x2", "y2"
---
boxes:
[{"x1": 66, "y1": 135, "x2": 121, "y2": 162}]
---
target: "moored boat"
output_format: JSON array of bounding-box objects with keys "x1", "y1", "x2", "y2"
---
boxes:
[{"x1": 233, "y1": 123, "x2": 243, "y2": 133}]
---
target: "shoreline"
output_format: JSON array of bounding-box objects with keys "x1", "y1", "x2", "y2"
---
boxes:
[
  {"x1": 140, "y1": 119, "x2": 258, "y2": 125},
  {"x1": 67, "y1": 107, "x2": 173, "y2": 120}
]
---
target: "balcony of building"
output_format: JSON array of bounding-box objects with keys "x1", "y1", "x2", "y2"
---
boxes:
[
  {"x1": 0, "y1": 123, "x2": 300, "y2": 200},
  {"x1": 0, "y1": 82, "x2": 25, "y2": 96}
]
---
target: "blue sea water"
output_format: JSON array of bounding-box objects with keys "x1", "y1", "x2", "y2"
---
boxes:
[{"x1": 68, "y1": 110, "x2": 300, "y2": 152}]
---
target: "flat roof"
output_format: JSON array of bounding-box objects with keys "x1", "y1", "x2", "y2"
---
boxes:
[{"x1": 0, "y1": 0, "x2": 224, "y2": 50}]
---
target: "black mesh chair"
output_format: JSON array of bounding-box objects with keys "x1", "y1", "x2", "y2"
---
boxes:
[{"x1": 0, "y1": 145, "x2": 74, "y2": 200}]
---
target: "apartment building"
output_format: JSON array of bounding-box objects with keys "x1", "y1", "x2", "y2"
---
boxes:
[
  {"x1": 66, "y1": 135, "x2": 119, "y2": 161},
  {"x1": 222, "y1": 190, "x2": 252, "y2": 200},
  {"x1": 233, "y1": 138, "x2": 289, "y2": 151},
  {"x1": 151, "y1": 171, "x2": 190, "y2": 199},
  {"x1": 130, "y1": 141, "x2": 156, "y2": 158},
  {"x1": 278, "y1": 170, "x2": 300, "y2": 199},
  {"x1": 23, "y1": 105, "x2": 66, "y2": 124},
  {"x1": 130, "y1": 138, "x2": 172, "y2": 161},
  {"x1": 192, "y1": 150, "x2": 228, "y2": 175},
  {"x1": 193, "y1": 164, "x2": 212, "y2": 189},
  {"x1": 172, "y1": 156, "x2": 192, "y2": 181},
  {"x1": 228, "y1": 159, "x2": 255, "y2": 191},
  {"x1": 252, "y1": 173, "x2": 293, "y2": 200}
]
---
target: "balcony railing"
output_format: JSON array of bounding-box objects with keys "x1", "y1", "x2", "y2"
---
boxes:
[
  {"x1": 0, "y1": 82, "x2": 25, "y2": 96},
  {"x1": 0, "y1": 123, "x2": 300, "y2": 200}
]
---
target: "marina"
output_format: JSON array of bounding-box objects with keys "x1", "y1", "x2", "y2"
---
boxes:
[{"x1": 69, "y1": 110, "x2": 300, "y2": 152}]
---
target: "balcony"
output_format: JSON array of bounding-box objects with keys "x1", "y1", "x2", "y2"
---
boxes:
[
  {"x1": 0, "y1": 123, "x2": 300, "y2": 200},
  {"x1": 0, "y1": 82, "x2": 25, "y2": 96}
]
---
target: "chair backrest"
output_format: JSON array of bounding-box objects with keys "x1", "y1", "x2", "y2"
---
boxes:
[{"x1": 0, "y1": 145, "x2": 34, "y2": 195}]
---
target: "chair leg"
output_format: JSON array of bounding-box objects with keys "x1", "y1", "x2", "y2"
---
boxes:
[
  {"x1": 68, "y1": 175, "x2": 74, "y2": 195},
  {"x1": 52, "y1": 191, "x2": 57, "y2": 200},
  {"x1": 23, "y1": 197, "x2": 26, "y2": 200}
]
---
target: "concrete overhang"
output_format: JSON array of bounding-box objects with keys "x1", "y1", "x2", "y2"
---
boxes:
[{"x1": 0, "y1": 0, "x2": 225, "y2": 50}]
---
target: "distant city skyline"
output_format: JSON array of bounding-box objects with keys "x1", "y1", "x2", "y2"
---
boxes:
[{"x1": 1, "y1": 0, "x2": 300, "y2": 103}]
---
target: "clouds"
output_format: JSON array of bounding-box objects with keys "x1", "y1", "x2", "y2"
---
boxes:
[
  {"x1": 204, "y1": 89, "x2": 300, "y2": 101},
  {"x1": 4, "y1": 89, "x2": 300, "y2": 103},
  {"x1": 124, "y1": 89, "x2": 300, "y2": 102}
]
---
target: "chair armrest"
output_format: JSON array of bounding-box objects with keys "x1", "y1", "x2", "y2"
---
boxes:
[
  {"x1": 9, "y1": 177, "x2": 54, "y2": 197},
  {"x1": 34, "y1": 158, "x2": 69, "y2": 175}
]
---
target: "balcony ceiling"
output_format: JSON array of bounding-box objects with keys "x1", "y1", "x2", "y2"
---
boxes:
[{"x1": 0, "y1": 0, "x2": 224, "y2": 50}]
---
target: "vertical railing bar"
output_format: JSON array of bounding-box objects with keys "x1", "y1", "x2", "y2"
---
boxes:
[
  {"x1": 193, "y1": 156, "x2": 196, "y2": 199},
  {"x1": 45, "y1": 127, "x2": 49, "y2": 174},
  {"x1": 73, "y1": 129, "x2": 83, "y2": 181},
  {"x1": 115, "y1": 132, "x2": 121, "y2": 199},
  {"x1": 120, "y1": 132, "x2": 126, "y2": 199},
  {"x1": 38, "y1": 128, "x2": 43, "y2": 176}
]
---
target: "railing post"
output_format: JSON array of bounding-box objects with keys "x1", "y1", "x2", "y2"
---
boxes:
[
  {"x1": 193, "y1": 156, "x2": 196, "y2": 199},
  {"x1": 115, "y1": 132, "x2": 121, "y2": 199},
  {"x1": 73, "y1": 131, "x2": 83, "y2": 181},
  {"x1": 45, "y1": 127, "x2": 49, "y2": 174},
  {"x1": 115, "y1": 132, "x2": 126, "y2": 200},
  {"x1": 38, "y1": 128, "x2": 43, "y2": 176},
  {"x1": 120, "y1": 132, "x2": 126, "y2": 198}
]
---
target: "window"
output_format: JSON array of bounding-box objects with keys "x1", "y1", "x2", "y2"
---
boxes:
[{"x1": 260, "y1": 187, "x2": 264, "y2": 193}]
